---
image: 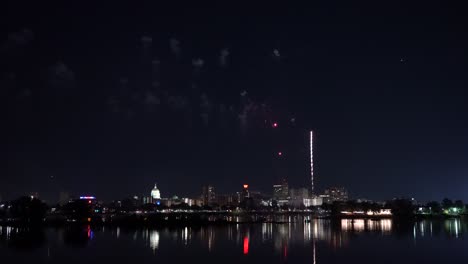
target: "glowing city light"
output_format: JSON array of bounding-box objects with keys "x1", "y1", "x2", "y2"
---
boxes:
[
  {"x1": 278, "y1": 151, "x2": 283, "y2": 156},
  {"x1": 310, "y1": 131, "x2": 314, "y2": 195},
  {"x1": 272, "y1": 122, "x2": 278, "y2": 128},
  {"x1": 79, "y1": 196, "x2": 96, "y2": 200},
  {"x1": 243, "y1": 184, "x2": 249, "y2": 189},
  {"x1": 243, "y1": 236, "x2": 249, "y2": 255},
  {"x1": 150, "y1": 230, "x2": 160, "y2": 251}
]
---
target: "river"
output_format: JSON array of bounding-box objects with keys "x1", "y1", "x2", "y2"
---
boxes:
[{"x1": 1, "y1": 217, "x2": 467, "y2": 263}]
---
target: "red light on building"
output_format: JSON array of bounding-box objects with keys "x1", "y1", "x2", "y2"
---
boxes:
[
  {"x1": 88, "y1": 200, "x2": 92, "y2": 204},
  {"x1": 243, "y1": 184, "x2": 249, "y2": 189},
  {"x1": 272, "y1": 122, "x2": 278, "y2": 128}
]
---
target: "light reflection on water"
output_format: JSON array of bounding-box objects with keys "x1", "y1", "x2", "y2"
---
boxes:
[
  {"x1": 149, "y1": 230, "x2": 159, "y2": 251},
  {"x1": 1, "y1": 218, "x2": 468, "y2": 263},
  {"x1": 340, "y1": 219, "x2": 392, "y2": 233}
]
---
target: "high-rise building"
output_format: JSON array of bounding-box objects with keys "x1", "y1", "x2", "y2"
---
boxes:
[
  {"x1": 202, "y1": 185, "x2": 216, "y2": 206},
  {"x1": 273, "y1": 178, "x2": 289, "y2": 200},
  {"x1": 322, "y1": 187, "x2": 348, "y2": 203},
  {"x1": 240, "y1": 184, "x2": 250, "y2": 202}
]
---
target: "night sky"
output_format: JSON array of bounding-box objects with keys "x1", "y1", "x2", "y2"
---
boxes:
[{"x1": 2, "y1": 2, "x2": 468, "y2": 203}]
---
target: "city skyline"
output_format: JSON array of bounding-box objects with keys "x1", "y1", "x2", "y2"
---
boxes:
[
  {"x1": 3, "y1": 2, "x2": 468, "y2": 264},
  {"x1": 3, "y1": 2, "x2": 468, "y2": 202}
]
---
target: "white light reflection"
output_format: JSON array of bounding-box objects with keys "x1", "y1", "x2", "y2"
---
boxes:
[
  {"x1": 353, "y1": 219, "x2": 365, "y2": 231},
  {"x1": 420, "y1": 222, "x2": 425, "y2": 237},
  {"x1": 6, "y1": 226, "x2": 12, "y2": 240},
  {"x1": 445, "y1": 219, "x2": 461, "y2": 238},
  {"x1": 340, "y1": 219, "x2": 392, "y2": 234},
  {"x1": 182, "y1": 227, "x2": 189, "y2": 245},
  {"x1": 262, "y1": 223, "x2": 273, "y2": 241},
  {"x1": 207, "y1": 228, "x2": 214, "y2": 252},
  {"x1": 304, "y1": 222, "x2": 312, "y2": 242},
  {"x1": 313, "y1": 220, "x2": 319, "y2": 239},
  {"x1": 312, "y1": 239, "x2": 316, "y2": 264},
  {"x1": 149, "y1": 230, "x2": 160, "y2": 251},
  {"x1": 341, "y1": 219, "x2": 364, "y2": 232},
  {"x1": 228, "y1": 225, "x2": 233, "y2": 241},
  {"x1": 380, "y1": 219, "x2": 392, "y2": 233}
]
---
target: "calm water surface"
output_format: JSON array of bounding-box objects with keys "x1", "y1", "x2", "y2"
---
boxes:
[{"x1": 1, "y1": 218, "x2": 467, "y2": 263}]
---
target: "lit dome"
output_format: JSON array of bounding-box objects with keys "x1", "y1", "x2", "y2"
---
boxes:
[{"x1": 151, "y1": 183, "x2": 161, "y2": 199}]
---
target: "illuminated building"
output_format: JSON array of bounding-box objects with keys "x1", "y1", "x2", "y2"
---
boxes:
[
  {"x1": 303, "y1": 197, "x2": 323, "y2": 207},
  {"x1": 182, "y1": 197, "x2": 197, "y2": 206},
  {"x1": 273, "y1": 178, "x2": 289, "y2": 200},
  {"x1": 322, "y1": 187, "x2": 348, "y2": 203},
  {"x1": 202, "y1": 185, "x2": 216, "y2": 206},
  {"x1": 161, "y1": 196, "x2": 183, "y2": 207},
  {"x1": 151, "y1": 183, "x2": 161, "y2": 200},
  {"x1": 240, "y1": 184, "x2": 250, "y2": 202},
  {"x1": 132, "y1": 195, "x2": 142, "y2": 207},
  {"x1": 142, "y1": 196, "x2": 152, "y2": 204}
]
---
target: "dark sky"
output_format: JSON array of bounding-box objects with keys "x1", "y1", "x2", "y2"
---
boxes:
[{"x1": 2, "y1": 2, "x2": 468, "y2": 203}]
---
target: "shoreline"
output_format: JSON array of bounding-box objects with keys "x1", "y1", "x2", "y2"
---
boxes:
[{"x1": 1, "y1": 212, "x2": 464, "y2": 228}]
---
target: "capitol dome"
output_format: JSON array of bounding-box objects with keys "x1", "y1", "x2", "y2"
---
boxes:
[{"x1": 151, "y1": 183, "x2": 161, "y2": 199}]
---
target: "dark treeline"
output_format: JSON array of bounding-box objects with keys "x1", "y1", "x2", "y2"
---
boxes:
[{"x1": 0, "y1": 196, "x2": 48, "y2": 224}]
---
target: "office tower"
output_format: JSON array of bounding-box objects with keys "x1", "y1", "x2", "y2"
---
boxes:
[{"x1": 202, "y1": 185, "x2": 215, "y2": 206}]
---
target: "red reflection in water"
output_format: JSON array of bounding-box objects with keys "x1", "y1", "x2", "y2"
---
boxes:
[
  {"x1": 283, "y1": 245, "x2": 287, "y2": 259},
  {"x1": 87, "y1": 225, "x2": 93, "y2": 239},
  {"x1": 243, "y1": 236, "x2": 249, "y2": 255}
]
